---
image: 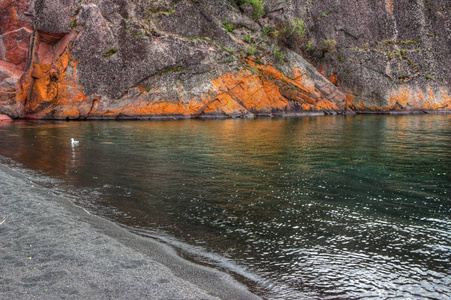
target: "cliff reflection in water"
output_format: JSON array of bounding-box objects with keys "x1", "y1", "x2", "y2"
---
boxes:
[{"x1": 0, "y1": 115, "x2": 450, "y2": 299}]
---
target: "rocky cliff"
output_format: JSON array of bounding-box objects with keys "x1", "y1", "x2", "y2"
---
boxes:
[{"x1": 0, "y1": 0, "x2": 449, "y2": 119}]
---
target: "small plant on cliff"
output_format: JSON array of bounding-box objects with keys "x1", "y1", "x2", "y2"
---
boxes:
[
  {"x1": 306, "y1": 40, "x2": 313, "y2": 51},
  {"x1": 158, "y1": 66, "x2": 184, "y2": 76},
  {"x1": 247, "y1": 44, "x2": 257, "y2": 55},
  {"x1": 272, "y1": 48, "x2": 285, "y2": 63},
  {"x1": 245, "y1": 65, "x2": 259, "y2": 75},
  {"x1": 68, "y1": 19, "x2": 77, "y2": 28},
  {"x1": 401, "y1": 40, "x2": 420, "y2": 45},
  {"x1": 236, "y1": 0, "x2": 265, "y2": 19},
  {"x1": 292, "y1": 18, "x2": 305, "y2": 37},
  {"x1": 103, "y1": 47, "x2": 118, "y2": 57},
  {"x1": 227, "y1": 47, "x2": 237, "y2": 54},
  {"x1": 261, "y1": 25, "x2": 271, "y2": 37},
  {"x1": 73, "y1": 6, "x2": 81, "y2": 17},
  {"x1": 425, "y1": 74, "x2": 435, "y2": 81},
  {"x1": 248, "y1": 0, "x2": 265, "y2": 19},
  {"x1": 147, "y1": 9, "x2": 176, "y2": 15},
  {"x1": 323, "y1": 39, "x2": 337, "y2": 53},
  {"x1": 223, "y1": 20, "x2": 235, "y2": 33},
  {"x1": 277, "y1": 20, "x2": 304, "y2": 38},
  {"x1": 270, "y1": 18, "x2": 306, "y2": 50}
]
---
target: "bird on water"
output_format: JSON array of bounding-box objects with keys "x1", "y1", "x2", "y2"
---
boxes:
[{"x1": 71, "y1": 138, "x2": 79, "y2": 146}]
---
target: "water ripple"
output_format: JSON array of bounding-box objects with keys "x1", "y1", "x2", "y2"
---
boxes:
[{"x1": 0, "y1": 115, "x2": 450, "y2": 299}]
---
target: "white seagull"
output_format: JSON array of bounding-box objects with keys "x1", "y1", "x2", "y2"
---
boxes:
[{"x1": 71, "y1": 138, "x2": 79, "y2": 146}]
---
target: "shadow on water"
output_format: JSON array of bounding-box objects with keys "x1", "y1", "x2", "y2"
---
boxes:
[{"x1": 0, "y1": 115, "x2": 450, "y2": 299}]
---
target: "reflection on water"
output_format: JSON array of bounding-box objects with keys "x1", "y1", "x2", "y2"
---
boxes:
[{"x1": 1, "y1": 115, "x2": 450, "y2": 299}]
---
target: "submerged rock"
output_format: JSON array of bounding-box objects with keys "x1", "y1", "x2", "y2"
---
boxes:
[{"x1": 0, "y1": 0, "x2": 449, "y2": 119}]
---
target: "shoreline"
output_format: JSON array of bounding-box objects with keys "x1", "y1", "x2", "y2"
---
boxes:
[
  {"x1": 3, "y1": 109, "x2": 450, "y2": 121},
  {"x1": 0, "y1": 161, "x2": 260, "y2": 299}
]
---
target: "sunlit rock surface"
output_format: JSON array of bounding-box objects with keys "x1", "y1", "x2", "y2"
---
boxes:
[
  {"x1": 0, "y1": 0, "x2": 449, "y2": 119},
  {"x1": 0, "y1": 114, "x2": 12, "y2": 121}
]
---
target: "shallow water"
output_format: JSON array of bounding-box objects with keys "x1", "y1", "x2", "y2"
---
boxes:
[{"x1": 0, "y1": 115, "x2": 450, "y2": 299}]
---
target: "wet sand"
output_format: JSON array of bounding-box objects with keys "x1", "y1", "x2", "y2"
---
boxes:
[{"x1": 0, "y1": 163, "x2": 260, "y2": 299}]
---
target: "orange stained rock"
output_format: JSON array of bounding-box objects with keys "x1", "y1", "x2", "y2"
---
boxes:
[
  {"x1": 116, "y1": 61, "x2": 329, "y2": 118},
  {"x1": 105, "y1": 61, "x2": 343, "y2": 117},
  {"x1": 388, "y1": 87, "x2": 411, "y2": 109},
  {"x1": 211, "y1": 61, "x2": 344, "y2": 114},
  {"x1": 315, "y1": 65, "x2": 338, "y2": 86},
  {"x1": 252, "y1": 61, "x2": 318, "y2": 93},
  {"x1": 387, "y1": 0, "x2": 393, "y2": 14},
  {"x1": 23, "y1": 51, "x2": 89, "y2": 118},
  {"x1": 110, "y1": 60, "x2": 329, "y2": 117},
  {"x1": 346, "y1": 94, "x2": 355, "y2": 107},
  {"x1": 249, "y1": 61, "x2": 314, "y2": 92},
  {"x1": 359, "y1": 99, "x2": 365, "y2": 110},
  {"x1": 54, "y1": 53, "x2": 89, "y2": 112},
  {"x1": 316, "y1": 100, "x2": 339, "y2": 111},
  {"x1": 329, "y1": 73, "x2": 338, "y2": 85},
  {"x1": 16, "y1": 54, "x2": 346, "y2": 118},
  {"x1": 212, "y1": 68, "x2": 288, "y2": 113},
  {"x1": 388, "y1": 86, "x2": 451, "y2": 110},
  {"x1": 143, "y1": 101, "x2": 203, "y2": 115},
  {"x1": 442, "y1": 93, "x2": 451, "y2": 109},
  {"x1": 301, "y1": 103, "x2": 311, "y2": 111},
  {"x1": 29, "y1": 64, "x2": 58, "y2": 111},
  {"x1": 292, "y1": 68, "x2": 306, "y2": 83},
  {"x1": 202, "y1": 94, "x2": 249, "y2": 115},
  {"x1": 425, "y1": 86, "x2": 438, "y2": 109},
  {"x1": 31, "y1": 63, "x2": 50, "y2": 79},
  {"x1": 260, "y1": 76, "x2": 290, "y2": 106},
  {"x1": 97, "y1": 99, "x2": 206, "y2": 117}
]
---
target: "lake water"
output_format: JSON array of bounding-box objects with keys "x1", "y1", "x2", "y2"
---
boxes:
[{"x1": 0, "y1": 115, "x2": 450, "y2": 299}]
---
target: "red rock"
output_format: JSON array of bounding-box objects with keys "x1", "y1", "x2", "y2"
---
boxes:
[{"x1": 0, "y1": 114, "x2": 13, "y2": 121}]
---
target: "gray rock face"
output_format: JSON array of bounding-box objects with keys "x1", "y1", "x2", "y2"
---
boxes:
[
  {"x1": 265, "y1": 0, "x2": 451, "y2": 110},
  {"x1": 0, "y1": 0, "x2": 449, "y2": 119}
]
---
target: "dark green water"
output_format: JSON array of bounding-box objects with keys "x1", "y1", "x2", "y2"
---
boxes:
[{"x1": 0, "y1": 115, "x2": 450, "y2": 299}]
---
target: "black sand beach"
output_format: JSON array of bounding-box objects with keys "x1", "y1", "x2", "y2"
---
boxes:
[{"x1": 0, "y1": 162, "x2": 260, "y2": 299}]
